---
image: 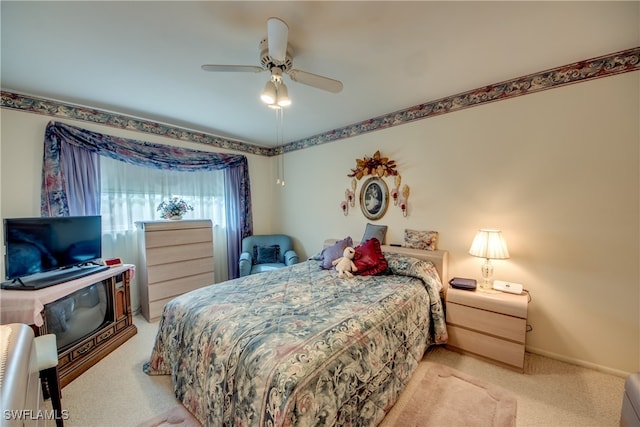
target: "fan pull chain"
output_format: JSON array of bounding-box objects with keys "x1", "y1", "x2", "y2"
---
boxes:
[{"x1": 275, "y1": 108, "x2": 285, "y2": 187}]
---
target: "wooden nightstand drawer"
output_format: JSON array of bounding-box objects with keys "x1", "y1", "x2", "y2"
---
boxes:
[
  {"x1": 448, "y1": 324, "x2": 525, "y2": 370},
  {"x1": 447, "y1": 288, "x2": 527, "y2": 318},
  {"x1": 446, "y1": 302, "x2": 526, "y2": 343}
]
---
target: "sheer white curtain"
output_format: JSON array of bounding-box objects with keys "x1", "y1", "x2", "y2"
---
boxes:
[{"x1": 99, "y1": 156, "x2": 228, "y2": 287}]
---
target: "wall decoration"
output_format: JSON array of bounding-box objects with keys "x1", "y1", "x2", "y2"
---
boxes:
[
  {"x1": 350, "y1": 179, "x2": 357, "y2": 206},
  {"x1": 340, "y1": 179, "x2": 357, "y2": 216},
  {"x1": 343, "y1": 151, "x2": 409, "y2": 219},
  {"x1": 340, "y1": 199, "x2": 349, "y2": 216},
  {"x1": 391, "y1": 175, "x2": 401, "y2": 205},
  {"x1": 400, "y1": 184, "x2": 410, "y2": 217},
  {"x1": 359, "y1": 177, "x2": 389, "y2": 220},
  {"x1": 348, "y1": 150, "x2": 398, "y2": 179},
  {"x1": 389, "y1": 169, "x2": 409, "y2": 216}
]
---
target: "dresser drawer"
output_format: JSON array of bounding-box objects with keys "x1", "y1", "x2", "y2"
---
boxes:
[
  {"x1": 147, "y1": 258, "x2": 214, "y2": 284},
  {"x1": 448, "y1": 324, "x2": 525, "y2": 370},
  {"x1": 146, "y1": 241, "x2": 213, "y2": 266},
  {"x1": 147, "y1": 272, "x2": 215, "y2": 301},
  {"x1": 446, "y1": 301, "x2": 526, "y2": 343},
  {"x1": 145, "y1": 228, "x2": 212, "y2": 248},
  {"x1": 149, "y1": 297, "x2": 175, "y2": 321}
]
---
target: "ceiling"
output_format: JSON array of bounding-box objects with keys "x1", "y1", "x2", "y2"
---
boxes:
[{"x1": 2, "y1": 1, "x2": 638, "y2": 148}]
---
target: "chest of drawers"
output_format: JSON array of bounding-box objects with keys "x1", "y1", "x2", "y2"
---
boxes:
[{"x1": 137, "y1": 219, "x2": 214, "y2": 321}]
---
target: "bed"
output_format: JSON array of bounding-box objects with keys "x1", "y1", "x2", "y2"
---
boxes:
[{"x1": 144, "y1": 239, "x2": 449, "y2": 426}]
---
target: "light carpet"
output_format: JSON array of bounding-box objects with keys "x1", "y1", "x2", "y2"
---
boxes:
[
  {"x1": 136, "y1": 404, "x2": 201, "y2": 427},
  {"x1": 137, "y1": 361, "x2": 516, "y2": 427},
  {"x1": 381, "y1": 362, "x2": 517, "y2": 427}
]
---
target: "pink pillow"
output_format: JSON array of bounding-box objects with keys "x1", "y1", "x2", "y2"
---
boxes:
[{"x1": 354, "y1": 238, "x2": 388, "y2": 276}]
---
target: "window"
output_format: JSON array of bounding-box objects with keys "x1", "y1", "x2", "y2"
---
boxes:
[
  {"x1": 100, "y1": 156, "x2": 228, "y2": 282},
  {"x1": 42, "y1": 121, "x2": 252, "y2": 282}
]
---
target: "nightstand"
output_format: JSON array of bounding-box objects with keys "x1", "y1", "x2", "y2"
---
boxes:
[{"x1": 445, "y1": 286, "x2": 529, "y2": 372}]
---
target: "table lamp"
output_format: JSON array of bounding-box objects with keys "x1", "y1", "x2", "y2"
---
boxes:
[{"x1": 469, "y1": 229, "x2": 510, "y2": 289}]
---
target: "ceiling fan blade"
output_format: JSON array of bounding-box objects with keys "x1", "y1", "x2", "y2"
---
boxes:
[
  {"x1": 287, "y1": 69, "x2": 343, "y2": 93},
  {"x1": 267, "y1": 17, "x2": 288, "y2": 63},
  {"x1": 201, "y1": 64, "x2": 264, "y2": 73}
]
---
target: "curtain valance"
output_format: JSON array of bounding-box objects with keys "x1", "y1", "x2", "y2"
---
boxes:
[
  {"x1": 44, "y1": 121, "x2": 248, "y2": 171},
  {"x1": 41, "y1": 121, "x2": 253, "y2": 277}
]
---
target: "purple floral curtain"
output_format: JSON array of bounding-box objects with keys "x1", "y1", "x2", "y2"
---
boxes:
[
  {"x1": 60, "y1": 142, "x2": 101, "y2": 216},
  {"x1": 224, "y1": 165, "x2": 249, "y2": 279},
  {"x1": 41, "y1": 121, "x2": 253, "y2": 277}
]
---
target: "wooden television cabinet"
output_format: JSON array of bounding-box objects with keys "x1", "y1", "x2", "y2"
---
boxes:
[{"x1": 32, "y1": 265, "x2": 138, "y2": 388}]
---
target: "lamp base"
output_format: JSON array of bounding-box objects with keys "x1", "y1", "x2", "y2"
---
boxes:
[
  {"x1": 478, "y1": 279, "x2": 493, "y2": 290},
  {"x1": 480, "y1": 259, "x2": 494, "y2": 290}
]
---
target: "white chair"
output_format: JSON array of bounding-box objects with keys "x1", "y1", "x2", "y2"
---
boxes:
[{"x1": 34, "y1": 334, "x2": 63, "y2": 427}]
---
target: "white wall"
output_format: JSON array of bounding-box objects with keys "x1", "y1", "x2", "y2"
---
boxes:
[
  {"x1": 0, "y1": 110, "x2": 273, "y2": 311},
  {"x1": 277, "y1": 72, "x2": 640, "y2": 376}
]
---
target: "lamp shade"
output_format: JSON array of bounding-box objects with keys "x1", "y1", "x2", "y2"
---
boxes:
[
  {"x1": 260, "y1": 80, "x2": 277, "y2": 105},
  {"x1": 469, "y1": 229, "x2": 510, "y2": 260},
  {"x1": 277, "y1": 82, "x2": 291, "y2": 107}
]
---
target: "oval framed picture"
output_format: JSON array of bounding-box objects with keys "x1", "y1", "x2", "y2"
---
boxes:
[{"x1": 359, "y1": 177, "x2": 389, "y2": 220}]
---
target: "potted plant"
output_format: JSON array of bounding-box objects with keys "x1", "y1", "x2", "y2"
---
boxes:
[{"x1": 157, "y1": 197, "x2": 194, "y2": 220}]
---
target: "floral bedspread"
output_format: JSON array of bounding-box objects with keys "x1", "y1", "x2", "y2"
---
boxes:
[{"x1": 144, "y1": 253, "x2": 447, "y2": 426}]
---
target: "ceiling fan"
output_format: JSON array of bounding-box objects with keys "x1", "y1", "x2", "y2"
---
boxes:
[{"x1": 201, "y1": 17, "x2": 343, "y2": 107}]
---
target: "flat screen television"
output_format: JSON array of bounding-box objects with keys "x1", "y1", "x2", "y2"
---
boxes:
[{"x1": 2, "y1": 215, "x2": 107, "y2": 290}]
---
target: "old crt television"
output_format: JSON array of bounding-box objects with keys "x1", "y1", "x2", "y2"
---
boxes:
[{"x1": 2, "y1": 215, "x2": 107, "y2": 290}]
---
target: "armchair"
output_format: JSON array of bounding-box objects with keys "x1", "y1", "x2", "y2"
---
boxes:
[{"x1": 239, "y1": 234, "x2": 299, "y2": 277}]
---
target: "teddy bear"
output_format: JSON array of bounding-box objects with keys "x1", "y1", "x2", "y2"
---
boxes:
[{"x1": 332, "y1": 246, "x2": 358, "y2": 278}]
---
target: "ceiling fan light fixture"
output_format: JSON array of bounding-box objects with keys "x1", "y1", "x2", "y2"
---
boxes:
[
  {"x1": 277, "y1": 82, "x2": 291, "y2": 107},
  {"x1": 202, "y1": 17, "x2": 344, "y2": 106},
  {"x1": 261, "y1": 80, "x2": 277, "y2": 105}
]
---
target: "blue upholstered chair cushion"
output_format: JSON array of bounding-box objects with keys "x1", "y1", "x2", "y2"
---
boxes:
[
  {"x1": 254, "y1": 245, "x2": 280, "y2": 264},
  {"x1": 239, "y1": 234, "x2": 299, "y2": 277}
]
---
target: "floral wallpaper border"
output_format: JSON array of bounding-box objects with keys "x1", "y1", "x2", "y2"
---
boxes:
[
  {"x1": 278, "y1": 47, "x2": 640, "y2": 155},
  {"x1": 2, "y1": 47, "x2": 638, "y2": 157},
  {"x1": 0, "y1": 92, "x2": 272, "y2": 156}
]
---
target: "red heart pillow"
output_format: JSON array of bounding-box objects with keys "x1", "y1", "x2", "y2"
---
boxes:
[{"x1": 354, "y1": 238, "x2": 388, "y2": 276}]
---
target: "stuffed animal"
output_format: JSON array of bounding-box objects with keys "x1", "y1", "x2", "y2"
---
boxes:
[{"x1": 332, "y1": 247, "x2": 358, "y2": 279}]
